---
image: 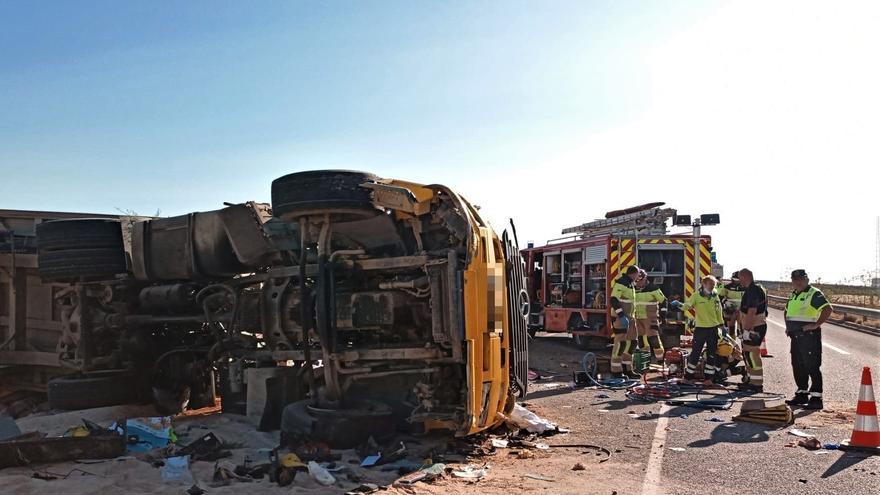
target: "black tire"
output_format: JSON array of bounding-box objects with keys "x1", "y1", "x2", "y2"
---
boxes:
[
  {"x1": 47, "y1": 370, "x2": 139, "y2": 410},
  {"x1": 271, "y1": 170, "x2": 379, "y2": 218},
  {"x1": 36, "y1": 219, "x2": 123, "y2": 252},
  {"x1": 281, "y1": 398, "x2": 393, "y2": 449},
  {"x1": 38, "y1": 247, "x2": 127, "y2": 281}
]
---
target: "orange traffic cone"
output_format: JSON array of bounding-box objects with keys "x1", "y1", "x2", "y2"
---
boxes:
[
  {"x1": 841, "y1": 366, "x2": 880, "y2": 453},
  {"x1": 759, "y1": 337, "x2": 771, "y2": 357}
]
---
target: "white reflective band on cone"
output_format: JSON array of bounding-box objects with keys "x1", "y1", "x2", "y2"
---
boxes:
[
  {"x1": 860, "y1": 385, "x2": 876, "y2": 402},
  {"x1": 854, "y1": 415, "x2": 880, "y2": 433}
]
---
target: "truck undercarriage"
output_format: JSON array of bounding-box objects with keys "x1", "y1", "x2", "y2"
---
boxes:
[{"x1": 34, "y1": 171, "x2": 528, "y2": 446}]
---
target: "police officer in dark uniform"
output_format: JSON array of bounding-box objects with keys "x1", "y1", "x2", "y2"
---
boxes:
[{"x1": 784, "y1": 269, "x2": 833, "y2": 410}]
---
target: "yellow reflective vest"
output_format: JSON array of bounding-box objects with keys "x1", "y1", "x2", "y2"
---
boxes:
[
  {"x1": 718, "y1": 283, "x2": 744, "y2": 304},
  {"x1": 610, "y1": 276, "x2": 636, "y2": 318},
  {"x1": 681, "y1": 289, "x2": 724, "y2": 328},
  {"x1": 635, "y1": 286, "x2": 666, "y2": 320},
  {"x1": 785, "y1": 286, "x2": 830, "y2": 323}
]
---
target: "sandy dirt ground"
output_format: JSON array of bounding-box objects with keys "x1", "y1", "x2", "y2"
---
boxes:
[{"x1": 3, "y1": 322, "x2": 878, "y2": 495}]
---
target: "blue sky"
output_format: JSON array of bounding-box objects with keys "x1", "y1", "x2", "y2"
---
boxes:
[
  {"x1": 1, "y1": 1, "x2": 877, "y2": 283},
  {"x1": 1, "y1": 1, "x2": 709, "y2": 209}
]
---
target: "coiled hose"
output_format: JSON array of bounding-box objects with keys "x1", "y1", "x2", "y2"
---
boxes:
[{"x1": 580, "y1": 352, "x2": 640, "y2": 390}]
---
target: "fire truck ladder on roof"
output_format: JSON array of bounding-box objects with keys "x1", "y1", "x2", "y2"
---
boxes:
[{"x1": 561, "y1": 207, "x2": 676, "y2": 237}]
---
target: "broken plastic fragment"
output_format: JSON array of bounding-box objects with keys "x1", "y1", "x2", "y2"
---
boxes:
[
  {"x1": 452, "y1": 465, "x2": 487, "y2": 480},
  {"x1": 788, "y1": 429, "x2": 815, "y2": 438},
  {"x1": 308, "y1": 461, "x2": 336, "y2": 486}
]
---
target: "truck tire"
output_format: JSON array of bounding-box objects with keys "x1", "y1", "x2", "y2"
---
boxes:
[
  {"x1": 38, "y1": 247, "x2": 127, "y2": 282},
  {"x1": 36, "y1": 219, "x2": 123, "y2": 252},
  {"x1": 271, "y1": 170, "x2": 379, "y2": 219},
  {"x1": 47, "y1": 370, "x2": 139, "y2": 410},
  {"x1": 281, "y1": 398, "x2": 393, "y2": 449}
]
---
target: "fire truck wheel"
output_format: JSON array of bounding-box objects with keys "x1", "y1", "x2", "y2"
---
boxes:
[
  {"x1": 37, "y1": 247, "x2": 127, "y2": 282},
  {"x1": 47, "y1": 370, "x2": 140, "y2": 410},
  {"x1": 35, "y1": 219, "x2": 124, "y2": 251},
  {"x1": 271, "y1": 170, "x2": 380, "y2": 219},
  {"x1": 573, "y1": 334, "x2": 606, "y2": 351}
]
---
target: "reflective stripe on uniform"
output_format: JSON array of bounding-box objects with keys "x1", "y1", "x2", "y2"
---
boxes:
[
  {"x1": 785, "y1": 316, "x2": 819, "y2": 323},
  {"x1": 785, "y1": 316, "x2": 818, "y2": 322}
]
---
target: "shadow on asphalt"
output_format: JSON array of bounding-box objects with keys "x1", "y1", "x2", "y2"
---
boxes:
[
  {"x1": 820, "y1": 451, "x2": 875, "y2": 478},
  {"x1": 686, "y1": 422, "x2": 773, "y2": 448},
  {"x1": 526, "y1": 385, "x2": 577, "y2": 401},
  {"x1": 590, "y1": 398, "x2": 632, "y2": 412}
]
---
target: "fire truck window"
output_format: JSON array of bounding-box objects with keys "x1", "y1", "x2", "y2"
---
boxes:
[
  {"x1": 546, "y1": 255, "x2": 562, "y2": 306},
  {"x1": 563, "y1": 252, "x2": 582, "y2": 308},
  {"x1": 585, "y1": 263, "x2": 606, "y2": 309},
  {"x1": 639, "y1": 250, "x2": 685, "y2": 275}
]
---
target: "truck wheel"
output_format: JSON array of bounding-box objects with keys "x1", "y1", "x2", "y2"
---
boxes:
[
  {"x1": 38, "y1": 247, "x2": 127, "y2": 282},
  {"x1": 36, "y1": 219, "x2": 124, "y2": 251},
  {"x1": 47, "y1": 370, "x2": 139, "y2": 410},
  {"x1": 281, "y1": 398, "x2": 394, "y2": 449},
  {"x1": 271, "y1": 170, "x2": 379, "y2": 219}
]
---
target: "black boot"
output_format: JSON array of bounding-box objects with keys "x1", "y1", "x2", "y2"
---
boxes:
[
  {"x1": 804, "y1": 396, "x2": 823, "y2": 410},
  {"x1": 742, "y1": 383, "x2": 763, "y2": 393},
  {"x1": 785, "y1": 393, "x2": 809, "y2": 406}
]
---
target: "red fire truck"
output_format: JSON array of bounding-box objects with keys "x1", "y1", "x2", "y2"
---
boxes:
[{"x1": 522, "y1": 203, "x2": 721, "y2": 349}]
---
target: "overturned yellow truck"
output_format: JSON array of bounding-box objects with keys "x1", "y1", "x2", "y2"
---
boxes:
[{"x1": 35, "y1": 171, "x2": 529, "y2": 446}]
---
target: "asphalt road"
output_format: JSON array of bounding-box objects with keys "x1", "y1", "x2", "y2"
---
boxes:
[{"x1": 520, "y1": 309, "x2": 880, "y2": 495}]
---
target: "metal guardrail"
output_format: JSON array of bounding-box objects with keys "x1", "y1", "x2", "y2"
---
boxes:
[{"x1": 767, "y1": 294, "x2": 880, "y2": 320}]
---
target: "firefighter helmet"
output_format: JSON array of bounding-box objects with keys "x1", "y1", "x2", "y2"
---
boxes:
[{"x1": 717, "y1": 338, "x2": 734, "y2": 358}]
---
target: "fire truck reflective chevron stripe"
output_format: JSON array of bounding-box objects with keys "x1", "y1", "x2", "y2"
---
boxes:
[
  {"x1": 684, "y1": 241, "x2": 714, "y2": 300},
  {"x1": 699, "y1": 242, "x2": 712, "y2": 279},
  {"x1": 685, "y1": 243, "x2": 696, "y2": 299},
  {"x1": 609, "y1": 238, "x2": 636, "y2": 280}
]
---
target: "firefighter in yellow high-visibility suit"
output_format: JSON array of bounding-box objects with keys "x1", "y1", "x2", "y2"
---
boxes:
[
  {"x1": 634, "y1": 270, "x2": 666, "y2": 362},
  {"x1": 610, "y1": 265, "x2": 640, "y2": 378},
  {"x1": 718, "y1": 271, "x2": 745, "y2": 337},
  {"x1": 670, "y1": 275, "x2": 724, "y2": 383}
]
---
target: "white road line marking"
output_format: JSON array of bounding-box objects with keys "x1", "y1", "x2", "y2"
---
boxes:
[
  {"x1": 821, "y1": 343, "x2": 851, "y2": 355},
  {"x1": 768, "y1": 319, "x2": 851, "y2": 355},
  {"x1": 641, "y1": 403, "x2": 671, "y2": 495}
]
